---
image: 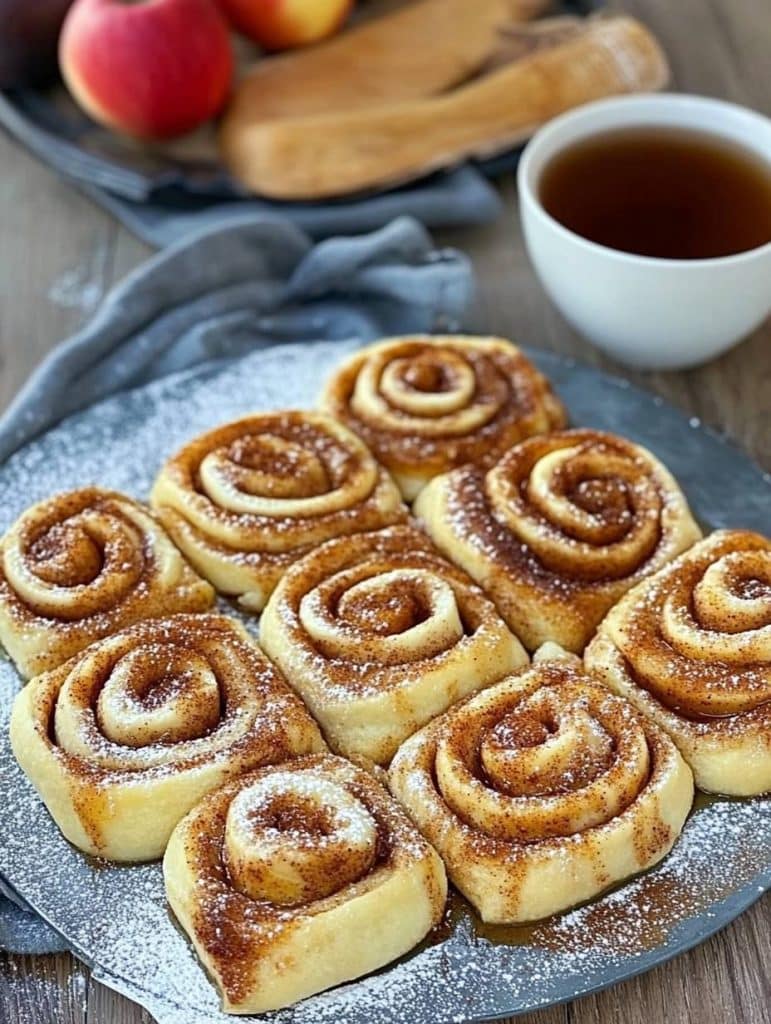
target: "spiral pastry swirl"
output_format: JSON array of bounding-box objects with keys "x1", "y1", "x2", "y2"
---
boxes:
[
  {"x1": 389, "y1": 652, "x2": 693, "y2": 923},
  {"x1": 150, "y1": 412, "x2": 406, "y2": 612},
  {"x1": 163, "y1": 754, "x2": 447, "y2": 1013},
  {"x1": 415, "y1": 429, "x2": 702, "y2": 652},
  {"x1": 0, "y1": 488, "x2": 214, "y2": 679},
  {"x1": 260, "y1": 525, "x2": 527, "y2": 764},
  {"x1": 9, "y1": 614, "x2": 325, "y2": 861},
  {"x1": 586, "y1": 530, "x2": 771, "y2": 796},
  {"x1": 321, "y1": 335, "x2": 566, "y2": 500}
]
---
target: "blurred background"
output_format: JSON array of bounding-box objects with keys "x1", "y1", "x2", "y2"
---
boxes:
[{"x1": 0, "y1": 0, "x2": 768, "y2": 476}]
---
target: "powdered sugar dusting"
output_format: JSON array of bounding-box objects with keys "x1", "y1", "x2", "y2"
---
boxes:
[{"x1": 0, "y1": 340, "x2": 769, "y2": 1024}]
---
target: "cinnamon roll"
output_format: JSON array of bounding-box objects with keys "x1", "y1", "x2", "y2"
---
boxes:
[
  {"x1": 9, "y1": 614, "x2": 325, "y2": 861},
  {"x1": 586, "y1": 530, "x2": 771, "y2": 796},
  {"x1": 260, "y1": 524, "x2": 527, "y2": 765},
  {"x1": 0, "y1": 488, "x2": 214, "y2": 679},
  {"x1": 150, "y1": 411, "x2": 407, "y2": 612},
  {"x1": 415, "y1": 429, "x2": 702, "y2": 652},
  {"x1": 321, "y1": 335, "x2": 566, "y2": 500},
  {"x1": 389, "y1": 652, "x2": 693, "y2": 923},
  {"x1": 164, "y1": 753, "x2": 447, "y2": 1013}
]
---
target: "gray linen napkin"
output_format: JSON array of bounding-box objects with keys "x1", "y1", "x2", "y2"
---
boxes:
[
  {"x1": 0, "y1": 213, "x2": 473, "y2": 464},
  {"x1": 76, "y1": 165, "x2": 503, "y2": 248},
  {"x1": 0, "y1": 212, "x2": 475, "y2": 952},
  {"x1": 0, "y1": 90, "x2": 503, "y2": 246}
]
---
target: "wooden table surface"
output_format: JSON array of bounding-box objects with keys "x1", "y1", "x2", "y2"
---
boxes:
[{"x1": 0, "y1": 1, "x2": 769, "y2": 1022}]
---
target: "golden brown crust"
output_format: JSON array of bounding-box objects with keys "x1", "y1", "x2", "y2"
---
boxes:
[
  {"x1": 389, "y1": 656, "x2": 693, "y2": 923},
  {"x1": 260, "y1": 524, "x2": 528, "y2": 764},
  {"x1": 164, "y1": 754, "x2": 447, "y2": 1013},
  {"x1": 9, "y1": 614, "x2": 325, "y2": 860},
  {"x1": 0, "y1": 488, "x2": 214, "y2": 678},
  {"x1": 415, "y1": 428, "x2": 702, "y2": 651},
  {"x1": 221, "y1": 0, "x2": 549, "y2": 126},
  {"x1": 150, "y1": 411, "x2": 407, "y2": 611},
  {"x1": 586, "y1": 529, "x2": 771, "y2": 795},
  {"x1": 321, "y1": 336, "x2": 566, "y2": 500}
]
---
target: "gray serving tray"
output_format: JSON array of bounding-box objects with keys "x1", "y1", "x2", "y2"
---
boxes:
[{"x1": 0, "y1": 339, "x2": 769, "y2": 1024}]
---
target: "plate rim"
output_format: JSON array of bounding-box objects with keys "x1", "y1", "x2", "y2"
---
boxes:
[{"x1": 0, "y1": 337, "x2": 769, "y2": 1024}]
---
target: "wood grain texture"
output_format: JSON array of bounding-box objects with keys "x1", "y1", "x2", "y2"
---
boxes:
[
  {"x1": 0, "y1": 0, "x2": 768, "y2": 1022},
  {"x1": 0, "y1": 137, "x2": 119, "y2": 413}
]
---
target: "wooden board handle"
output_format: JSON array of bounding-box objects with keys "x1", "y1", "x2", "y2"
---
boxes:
[{"x1": 221, "y1": 17, "x2": 670, "y2": 200}]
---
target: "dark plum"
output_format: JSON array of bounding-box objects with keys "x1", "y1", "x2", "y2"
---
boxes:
[{"x1": 0, "y1": 0, "x2": 75, "y2": 88}]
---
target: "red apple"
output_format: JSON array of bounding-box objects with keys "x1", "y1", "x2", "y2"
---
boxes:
[
  {"x1": 216, "y1": 0, "x2": 352, "y2": 51},
  {"x1": 59, "y1": 0, "x2": 234, "y2": 140}
]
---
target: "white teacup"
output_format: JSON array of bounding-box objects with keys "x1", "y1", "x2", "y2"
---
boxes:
[{"x1": 518, "y1": 94, "x2": 771, "y2": 370}]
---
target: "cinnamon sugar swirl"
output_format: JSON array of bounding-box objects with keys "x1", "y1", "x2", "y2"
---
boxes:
[
  {"x1": 260, "y1": 525, "x2": 527, "y2": 765},
  {"x1": 586, "y1": 530, "x2": 771, "y2": 796},
  {"x1": 321, "y1": 335, "x2": 566, "y2": 500},
  {"x1": 164, "y1": 753, "x2": 447, "y2": 1013},
  {"x1": 415, "y1": 429, "x2": 702, "y2": 652},
  {"x1": 150, "y1": 411, "x2": 407, "y2": 612},
  {"x1": 10, "y1": 614, "x2": 325, "y2": 861},
  {"x1": 0, "y1": 488, "x2": 214, "y2": 679},
  {"x1": 389, "y1": 652, "x2": 693, "y2": 923}
]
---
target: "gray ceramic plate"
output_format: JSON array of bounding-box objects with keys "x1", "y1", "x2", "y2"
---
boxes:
[
  {"x1": 0, "y1": 1, "x2": 603, "y2": 205},
  {"x1": 0, "y1": 340, "x2": 769, "y2": 1024}
]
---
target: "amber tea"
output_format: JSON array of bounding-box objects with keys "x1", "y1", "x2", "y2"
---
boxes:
[{"x1": 539, "y1": 127, "x2": 771, "y2": 259}]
